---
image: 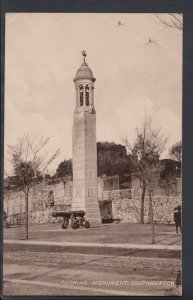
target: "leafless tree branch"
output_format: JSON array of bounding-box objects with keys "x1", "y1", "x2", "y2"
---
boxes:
[{"x1": 5, "y1": 133, "x2": 60, "y2": 239}]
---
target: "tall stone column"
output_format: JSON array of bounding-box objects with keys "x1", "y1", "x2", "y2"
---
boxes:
[{"x1": 71, "y1": 51, "x2": 101, "y2": 224}]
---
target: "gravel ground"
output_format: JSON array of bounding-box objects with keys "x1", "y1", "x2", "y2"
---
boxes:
[
  {"x1": 4, "y1": 250, "x2": 181, "y2": 272},
  {"x1": 3, "y1": 281, "x2": 105, "y2": 296},
  {"x1": 3, "y1": 251, "x2": 181, "y2": 296}
]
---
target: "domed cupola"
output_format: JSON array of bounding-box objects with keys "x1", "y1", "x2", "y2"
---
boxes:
[
  {"x1": 73, "y1": 51, "x2": 96, "y2": 113},
  {"x1": 74, "y1": 64, "x2": 95, "y2": 82},
  {"x1": 73, "y1": 50, "x2": 95, "y2": 82}
]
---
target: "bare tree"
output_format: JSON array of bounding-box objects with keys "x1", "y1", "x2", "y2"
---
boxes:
[
  {"x1": 124, "y1": 114, "x2": 167, "y2": 243},
  {"x1": 146, "y1": 167, "x2": 162, "y2": 244},
  {"x1": 169, "y1": 141, "x2": 182, "y2": 163},
  {"x1": 5, "y1": 134, "x2": 60, "y2": 239},
  {"x1": 156, "y1": 13, "x2": 183, "y2": 31},
  {"x1": 149, "y1": 190, "x2": 155, "y2": 243}
]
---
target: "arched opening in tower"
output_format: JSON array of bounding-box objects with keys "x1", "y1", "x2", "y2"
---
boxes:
[
  {"x1": 85, "y1": 84, "x2": 89, "y2": 106},
  {"x1": 79, "y1": 85, "x2": 83, "y2": 106}
]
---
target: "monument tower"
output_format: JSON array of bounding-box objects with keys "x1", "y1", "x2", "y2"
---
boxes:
[{"x1": 72, "y1": 51, "x2": 101, "y2": 224}]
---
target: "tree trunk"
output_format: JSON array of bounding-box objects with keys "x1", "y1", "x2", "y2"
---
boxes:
[
  {"x1": 141, "y1": 184, "x2": 146, "y2": 224},
  {"x1": 25, "y1": 187, "x2": 29, "y2": 240},
  {"x1": 149, "y1": 190, "x2": 155, "y2": 244}
]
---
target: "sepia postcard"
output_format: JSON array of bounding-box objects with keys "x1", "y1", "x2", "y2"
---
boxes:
[{"x1": 2, "y1": 11, "x2": 183, "y2": 297}]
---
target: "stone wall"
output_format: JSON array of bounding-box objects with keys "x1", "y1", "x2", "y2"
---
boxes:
[
  {"x1": 102, "y1": 189, "x2": 182, "y2": 224},
  {"x1": 7, "y1": 205, "x2": 71, "y2": 226},
  {"x1": 4, "y1": 179, "x2": 72, "y2": 225},
  {"x1": 97, "y1": 175, "x2": 119, "y2": 200},
  {"x1": 4, "y1": 178, "x2": 182, "y2": 225}
]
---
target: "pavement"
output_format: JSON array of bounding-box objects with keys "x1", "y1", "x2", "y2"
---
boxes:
[
  {"x1": 4, "y1": 240, "x2": 182, "y2": 251},
  {"x1": 3, "y1": 250, "x2": 181, "y2": 296},
  {"x1": 4, "y1": 238, "x2": 181, "y2": 250},
  {"x1": 3, "y1": 222, "x2": 182, "y2": 296}
]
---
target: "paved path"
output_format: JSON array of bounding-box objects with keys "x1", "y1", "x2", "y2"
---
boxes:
[
  {"x1": 4, "y1": 239, "x2": 181, "y2": 250},
  {"x1": 3, "y1": 251, "x2": 181, "y2": 296}
]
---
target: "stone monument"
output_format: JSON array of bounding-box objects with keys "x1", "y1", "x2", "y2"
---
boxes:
[{"x1": 71, "y1": 51, "x2": 101, "y2": 224}]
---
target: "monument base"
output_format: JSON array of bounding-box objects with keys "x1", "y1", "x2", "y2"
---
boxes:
[{"x1": 71, "y1": 196, "x2": 101, "y2": 224}]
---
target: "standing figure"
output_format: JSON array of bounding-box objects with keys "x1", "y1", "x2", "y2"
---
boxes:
[{"x1": 174, "y1": 205, "x2": 182, "y2": 234}]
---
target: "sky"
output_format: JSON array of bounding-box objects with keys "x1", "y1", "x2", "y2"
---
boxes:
[{"x1": 4, "y1": 13, "x2": 182, "y2": 175}]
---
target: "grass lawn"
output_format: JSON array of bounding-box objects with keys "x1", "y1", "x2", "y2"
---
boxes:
[{"x1": 4, "y1": 222, "x2": 182, "y2": 246}]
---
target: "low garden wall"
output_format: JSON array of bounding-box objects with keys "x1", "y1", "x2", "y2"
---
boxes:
[
  {"x1": 101, "y1": 189, "x2": 182, "y2": 224},
  {"x1": 4, "y1": 180, "x2": 182, "y2": 225}
]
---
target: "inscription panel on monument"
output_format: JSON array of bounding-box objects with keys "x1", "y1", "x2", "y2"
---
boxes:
[
  {"x1": 87, "y1": 169, "x2": 94, "y2": 178},
  {"x1": 85, "y1": 179, "x2": 97, "y2": 188},
  {"x1": 88, "y1": 187, "x2": 96, "y2": 197}
]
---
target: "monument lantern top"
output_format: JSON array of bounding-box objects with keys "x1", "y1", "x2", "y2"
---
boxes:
[{"x1": 73, "y1": 50, "x2": 96, "y2": 82}]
